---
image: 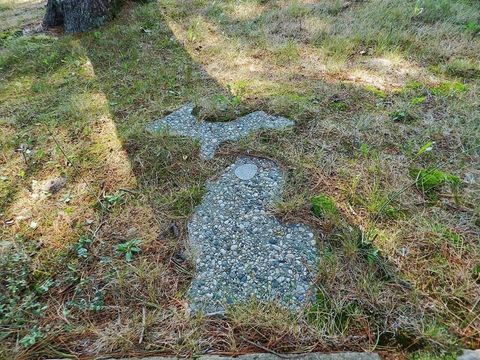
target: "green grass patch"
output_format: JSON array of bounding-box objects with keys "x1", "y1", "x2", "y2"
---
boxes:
[
  {"x1": 364, "y1": 84, "x2": 387, "y2": 99},
  {"x1": 430, "y1": 81, "x2": 467, "y2": 96},
  {"x1": 307, "y1": 289, "x2": 358, "y2": 334},
  {"x1": 329, "y1": 100, "x2": 349, "y2": 111},
  {"x1": 273, "y1": 40, "x2": 300, "y2": 65},
  {"x1": 410, "y1": 96, "x2": 426, "y2": 105},
  {"x1": 473, "y1": 264, "x2": 480, "y2": 283},
  {"x1": 464, "y1": 20, "x2": 480, "y2": 36},
  {"x1": 311, "y1": 194, "x2": 338, "y2": 218},
  {"x1": 410, "y1": 168, "x2": 460, "y2": 195},
  {"x1": 443, "y1": 58, "x2": 480, "y2": 79}
]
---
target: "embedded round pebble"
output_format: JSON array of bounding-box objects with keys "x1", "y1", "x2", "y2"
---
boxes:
[
  {"x1": 187, "y1": 156, "x2": 318, "y2": 314},
  {"x1": 235, "y1": 163, "x2": 258, "y2": 180},
  {"x1": 147, "y1": 104, "x2": 294, "y2": 159}
]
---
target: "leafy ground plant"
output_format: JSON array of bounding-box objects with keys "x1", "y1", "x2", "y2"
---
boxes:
[
  {"x1": 0, "y1": 247, "x2": 50, "y2": 349},
  {"x1": 115, "y1": 238, "x2": 142, "y2": 262}
]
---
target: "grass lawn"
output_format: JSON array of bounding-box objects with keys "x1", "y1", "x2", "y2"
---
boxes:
[{"x1": 1, "y1": 0, "x2": 479, "y2": 359}]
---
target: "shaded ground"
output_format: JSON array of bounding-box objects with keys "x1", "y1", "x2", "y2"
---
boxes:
[{"x1": 0, "y1": 0, "x2": 479, "y2": 359}]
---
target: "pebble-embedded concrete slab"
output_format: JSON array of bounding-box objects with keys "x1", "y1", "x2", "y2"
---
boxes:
[
  {"x1": 147, "y1": 104, "x2": 294, "y2": 159},
  {"x1": 187, "y1": 156, "x2": 318, "y2": 314}
]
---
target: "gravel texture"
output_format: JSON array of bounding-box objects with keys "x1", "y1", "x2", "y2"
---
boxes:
[
  {"x1": 187, "y1": 157, "x2": 318, "y2": 314},
  {"x1": 147, "y1": 104, "x2": 294, "y2": 159}
]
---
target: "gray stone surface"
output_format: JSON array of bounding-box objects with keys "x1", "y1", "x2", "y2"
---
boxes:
[
  {"x1": 105, "y1": 352, "x2": 381, "y2": 360},
  {"x1": 147, "y1": 104, "x2": 294, "y2": 159},
  {"x1": 235, "y1": 163, "x2": 258, "y2": 180},
  {"x1": 459, "y1": 350, "x2": 480, "y2": 360},
  {"x1": 187, "y1": 157, "x2": 318, "y2": 314}
]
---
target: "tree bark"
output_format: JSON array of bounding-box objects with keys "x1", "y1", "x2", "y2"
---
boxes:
[{"x1": 43, "y1": 0, "x2": 124, "y2": 33}]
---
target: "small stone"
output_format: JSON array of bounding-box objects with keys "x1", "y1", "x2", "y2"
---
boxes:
[
  {"x1": 458, "y1": 349, "x2": 480, "y2": 360},
  {"x1": 235, "y1": 163, "x2": 258, "y2": 180}
]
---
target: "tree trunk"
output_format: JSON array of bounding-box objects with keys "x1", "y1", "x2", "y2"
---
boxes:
[{"x1": 43, "y1": 0, "x2": 124, "y2": 33}]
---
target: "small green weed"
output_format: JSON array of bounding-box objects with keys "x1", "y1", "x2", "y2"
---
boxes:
[
  {"x1": 410, "y1": 168, "x2": 460, "y2": 195},
  {"x1": 229, "y1": 80, "x2": 249, "y2": 99},
  {"x1": 19, "y1": 327, "x2": 43, "y2": 348},
  {"x1": 0, "y1": 4, "x2": 12, "y2": 11},
  {"x1": 287, "y1": 1, "x2": 309, "y2": 18},
  {"x1": 115, "y1": 238, "x2": 142, "y2": 262},
  {"x1": 311, "y1": 194, "x2": 338, "y2": 219},
  {"x1": 358, "y1": 230, "x2": 381, "y2": 265},
  {"x1": 390, "y1": 109, "x2": 415, "y2": 122},
  {"x1": 0, "y1": 29, "x2": 22, "y2": 46},
  {"x1": 101, "y1": 190, "x2": 127, "y2": 211},
  {"x1": 410, "y1": 350, "x2": 457, "y2": 360},
  {"x1": 74, "y1": 235, "x2": 93, "y2": 258},
  {"x1": 214, "y1": 93, "x2": 241, "y2": 110},
  {"x1": 415, "y1": 0, "x2": 455, "y2": 24},
  {"x1": 464, "y1": 21, "x2": 480, "y2": 36},
  {"x1": 67, "y1": 289, "x2": 105, "y2": 312},
  {"x1": 416, "y1": 141, "x2": 435, "y2": 156},
  {"x1": 329, "y1": 100, "x2": 349, "y2": 111},
  {"x1": 359, "y1": 143, "x2": 370, "y2": 158},
  {"x1": 170, "y1": 185, "x2": 205, "y2": 216},
  {"x1": 404, "y1": 80, "x2": 423, "y2": 91},
  {"x1": 432, "y1": 224, "x2": 464, "y2": 250},
  {"x1": 274, "y1": 40, "x2": 300, "y2": 65},
  {"x1": 473, "y1": 264, "x2": 480, "y2": 283},
  {"x1": 186, "y1": 16, "x2": 205, "y2": 43}
]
